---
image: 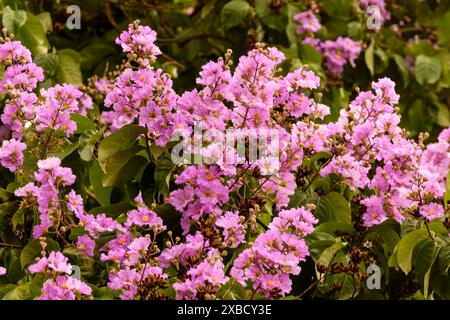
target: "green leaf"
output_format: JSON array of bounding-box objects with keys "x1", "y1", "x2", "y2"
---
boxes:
[
  {"x1": 220, "y1": 0, "x2": 251, "y2": 30},
  {"x1": 34, "y1": 52, "x2": 59, "y2": 76},
  {"x1": 78, "y1": 129, "x2": 101, "y2": 162},
  {"x1": 287, "y1": 188, "x2": 307, "y2": 208},
  {"x1": 396, "y1": 229, "x2": 428, "y2": 274},
  {"x1": 102, "y1": 147, "x2": 146, "y2": 187},
  {"x1": 154, "y1": 150, "x2": 175, "y2": 198},
  {"x1": 415, "y1": 55, "x2": 442, "y2": 85},
  {"x1": 35, "y1": 12, "x2": 52, "y2": 33},
  {"x1": 393, "y1": 54, "x2": 410, "y2": 87},
  {"x1": 15, "y1": 13, "x2": 49, "y2": 55},
  {"x1": 98, "y1": 124, "x2": 146, "y2": 172},
  {"x1": 365, "y1": 220, "x2": 400, "y2": 256},
  {"x1": 315, "y1": 222, "x2": 354, "y2": 235},
  {"x1": 2, "y1": 282, "x2": 40, "y2": 300},
  {"x1": 316, "y1": 192, "x2": 351, "y2": 224},
  {"x1": 89, "y1": 161, "x2": 112, "y2": 207},
  {"x1": 255, "y1": 0, "x2": 271, "y2": 17},
  {"x1": 365, "y1": 39, "x2": 375, "y2": 76},
  {"x1": 317, "y1": 238, "x2": 342, "y2": 267},
  {"x1": 55, "y1": 49, "x2": 82, "y2": 85},
  {"x1": 414, "y1": 238, "x2": 443, "y2": 298},
  {"x1": 20, "y1": 240, "x2": 41, "y2": 269},
  {"x1": 1, "y1": 6, "x2": 26, "y2": 33},
  {"x1": 11, "y1": 207, "x2": 25, "y2": 231},
  {"x1": 71, "y1": 114, "x2": 96, "y2": 134},
  {"x1": 298, "y1": 44, "x2": 322, "y2": 65},
  {"x1": 217, "y1": 280, "x2": 248, "y2": 300},
  {"x1": 439, "y1": 241, "x2": 450, "y2": 275},
  {"x1": 261, "y1": 14, "x2": 288, "y2": 31},
  {"x1": 436, "y1": 102, "x2": 450, "y2": 127},
  {"x1": 434, "y1": 11, "x2": 450, "y2": 46},
  {"x1": 88, "y1": 201, "x2": 135, "y2": 218},
  {"x1": 347, "y1": 21, "x2": 362, "y2": 38}
]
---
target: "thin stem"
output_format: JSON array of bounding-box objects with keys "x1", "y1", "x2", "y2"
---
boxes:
[{"x1": 0, "y1": 242, "x2": 23, "y2": 248}]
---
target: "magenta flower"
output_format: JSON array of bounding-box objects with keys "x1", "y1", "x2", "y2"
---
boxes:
[{"x1": 0, "y1": 138, "x2": 26, "y2": 172}]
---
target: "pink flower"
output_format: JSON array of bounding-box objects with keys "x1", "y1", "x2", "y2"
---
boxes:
[
  {"x1": 0, "y1": 266, "x2": 6, "y2": 276},
  {"x1": 420, "y1": 203, "x2": 445, "y2": 221},
  {"x1": 293, "y1": 10, "x2": 321, "y2": 34},
  {"x1": 0, "y1": 138, "x2": 26, "y2": 172},
  {"x1": 215, "y1": 211, "x2": 245, "y2": 248},
  {"x1": 76, "y1": 235, "x2": 96, "y2": 257}
]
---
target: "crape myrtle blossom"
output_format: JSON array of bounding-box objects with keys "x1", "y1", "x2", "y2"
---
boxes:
[
  {"x1": 302, "y1": 36, "x2": 362, "y2": 74},
  {"x1": 318, "y1": 77, "x2": 449, "y2": 226},
  {"x1": 231, "y1": 207, "x2": 317, "y2": 298},
  {"x1": 0, "y1": 38, "x2": 91, "y2": 140},
  {"x1": 0, "y1": 266, "x2": 6, "y2": 276},
  {"x1": 293, "y1": 10, "x2": 321, "y2": 35},
  {"x1": 29, "y1": 250, "x2": 92, "y2": 300},
  {"x1": 2, "y1": 21, "x2": 449, "y2": 301},
  {"x1": 0, "y1": 138, "x2": 26, "y2": 172}
]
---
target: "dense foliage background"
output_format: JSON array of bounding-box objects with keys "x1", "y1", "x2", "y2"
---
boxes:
[{"x1": 0, "y1": 0, "x2": 449, "y2": 300}]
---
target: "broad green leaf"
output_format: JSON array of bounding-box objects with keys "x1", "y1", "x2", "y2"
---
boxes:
[
  {"x1": 48, "y1": 141, "x2": 79, "y2": 160},
  {"x1": 89, "y1": 161, "x2": 112, "y2": 207},
  {"x1": 287, "y1": 188, "x2": 307, "y2": 208},
  {"x1": 15, "y1": 13, "x2": 49, "y2": 55},
  {"x1": 55, "y1": 49, "x2": 82, "y2": 85},
  {"x1": 98, "y1": 125, "x2": 146, "y2": 172},
  {"x1": 298, "y1": 44, "x2": 322, "y2": 65},
  {"x1": 78, "y1": 129, "x2": 101, "y2": 162},
  {"x1": 393, "y1": 54, "x2": 410, "y2": 87},
  {"x1": 154, "y1": 150, "x2": 176, "y2": 198},
  {"x1": 88, "y1": 201, "x2": 135, "y2": 218},
  {"x1": 1, "y1": 6, "x2": 26, "y2": 33},
  {"x1": 71, "y1": 114, "x2": 96, "y2": 134},
  {"x1": 102, "y1": 147, "x2": 146, "y2": 187},
  {"x1": 439, "y1": 241, "x2": 450, "y2": 274},
  {"x1": 35, "y1": 12, "x2": 52, "y2": 33},
  {"x1": 220, "y1": 0, "x2": 251, "y2": 30},
  {"x1": 261, "y1": 14, "x2": 288, "y2": 31},
  {"x1": 2, "y1": 282, "x2": 40, "y2": 300},
  {"x1": 365, "y1": 220, "x2": 400, "y2": 256},
  {"x1": 415, "y1": 55, "x2": 442, "y2": 85},
  {"x1": 315, "y1": 222, "x2": 354, "y2": 235},
  {"x1": 397, "y1": 229, "x2": 428, "y2": 274},
  {"x1": 365, "y1": 38, "x2": 375, "y2": 76},
  {"x1": 414, "y1": 238, "x2": 443, "y2": 298},
  {"x1": 316, "y1": 192, "x2": 351, "y2": 224},
  {"x1": 317, "y1": 238, "x2": 342, "y2": 267},
  {"x1": 34, "y1": 52, "x2": 59, "y2": 76},
  {"x1": 20, "y1": 240, "x2": 41, "y2": 269}
]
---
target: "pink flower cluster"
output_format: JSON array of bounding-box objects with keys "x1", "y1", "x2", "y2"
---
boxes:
[
  {"x1": 231, "y1": 207, "x2": 317, "y2": 298},
  {"x1": 293, "y1": 10, "x2": 321, "y2": 35},
  {"x1": 29, "y1": 251, "x2": 91, "y2": 300},
  {"x1": 303, "y1": 36, "x2": 362, "y2": 74},
  {"x1": 159, "y1": 232, "x2": 228, "y2": 299},
  {"x1": 15, "y1": 157, "x2": 77, "y2": 238},
  {"x1": 316, "y1": 78, "x2": 449, "y2": 226},
  {"x1": 2, "y1": 22, "x2": 449, "y2": 300},
  {"x1": 0, "y1": 138, "x2": 26, "y2": 172},
  {"x1": 0, "y1": 39, "x2": 92, "y2": 141}
]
